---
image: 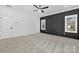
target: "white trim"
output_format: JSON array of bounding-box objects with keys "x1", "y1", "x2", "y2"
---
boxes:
[
  {"x1": 65, "y1": 14, "x2": 78, "y2": 33},
  {"x1": 0, "y1": 32, "x2": 40, "y2": 40}
]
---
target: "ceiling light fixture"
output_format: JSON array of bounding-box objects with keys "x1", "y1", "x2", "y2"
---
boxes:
[{"x1": 38, "y1": 9, "x2": 41, "y2": 11}]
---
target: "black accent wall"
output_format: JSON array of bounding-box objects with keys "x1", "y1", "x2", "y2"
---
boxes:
[{"x1": 40, "y1": 8, "x2": 79, "y2": 39}]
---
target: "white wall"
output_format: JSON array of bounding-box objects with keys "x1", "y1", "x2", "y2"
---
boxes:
[{"x1": 0, "y1": 6, "x2": 40, "y2": 39}]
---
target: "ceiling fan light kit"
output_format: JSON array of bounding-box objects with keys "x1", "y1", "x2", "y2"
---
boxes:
[{"x1": 38, "y1": 9, "x2": 41, "y2": 11}]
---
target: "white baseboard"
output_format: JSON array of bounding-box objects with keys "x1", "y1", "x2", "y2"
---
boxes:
[{"x1": 0, "y1": 32, "x2": 40, "y2": 40}]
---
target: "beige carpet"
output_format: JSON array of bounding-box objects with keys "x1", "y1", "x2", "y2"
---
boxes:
[{"x1": 0, "y1": 33, "x2": 79, "y2": 53}]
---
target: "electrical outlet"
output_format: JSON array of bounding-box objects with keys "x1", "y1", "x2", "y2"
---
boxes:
[{"x1": 64, "y1": 33, "x2": 65, "y2": 35}]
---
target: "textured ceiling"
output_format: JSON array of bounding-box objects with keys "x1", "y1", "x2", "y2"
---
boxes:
[{"x1": 5, "y1": 5, "x2": 79, "y2": 17}]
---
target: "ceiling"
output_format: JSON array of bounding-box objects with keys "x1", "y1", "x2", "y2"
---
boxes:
[{"x1": 6, "y1": 5, "x2": 79, "y2": 17}]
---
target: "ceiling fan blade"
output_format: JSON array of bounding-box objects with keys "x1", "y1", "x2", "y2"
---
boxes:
[
  {"x1": 41, "y1": 6, "x2": 48, "y2": 9},
  {"x1": 41, "y1": 10, "x2": 44, "y2": 13},
  {"x1": 33, "y1": 5, "x2": 39, "y2": 8},
  {"x1": 33, "y1": 10, "x2": 38, "y2": 12}
]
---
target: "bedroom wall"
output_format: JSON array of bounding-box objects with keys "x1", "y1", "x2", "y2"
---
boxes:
[
  {"x1": 40, "y1": 8, "x2": 79, "y2": 39},
  {"x1": 0, "y1": 6, "x2": 40, "y2": 39}
]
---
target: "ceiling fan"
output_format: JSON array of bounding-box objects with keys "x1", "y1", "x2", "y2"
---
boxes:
[{"x1": 33, "y1": 5, "x2": 49, "y2": 13}]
